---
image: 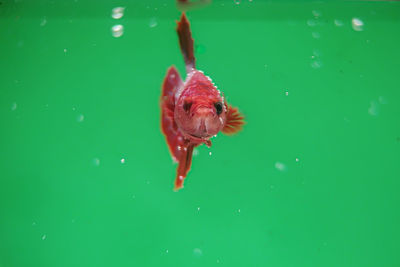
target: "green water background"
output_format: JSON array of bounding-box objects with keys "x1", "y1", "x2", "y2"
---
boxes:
[{"x1": 1, "y1": 0, "x2": 400, "y2": 266}]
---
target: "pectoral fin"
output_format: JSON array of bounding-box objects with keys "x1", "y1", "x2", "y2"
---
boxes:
[
  {"x1": 161, "y1": 66, "x2": 184, "y2": 162},
  {"x1": 222, "y1": 105, "x2": 245, "y2": 135},
  {"x1": 174, "y1": 143, "x2": 195, "y2": 191}
]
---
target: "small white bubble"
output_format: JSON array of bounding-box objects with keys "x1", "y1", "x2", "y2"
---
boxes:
[
  {"x1": 149, "y1": 17, "x2": 158, "y2": 28},
  {"x1": 312, "y1": 32, "x2": 320, "y2": 39},
  {"x1": 11, "y1": 102, "x2": 17, "y2": 111},
  {"x1": 132, "y1": 194, "x2": 135, "y2": 199},
  {"x1": 120, "y1": 158, "x2": 125, "y2": 164},
  {"x1": 217, "y1": 259, "x2": 220, "y2": 264},
  {"x1": 40, "y1": 17, "x2": 47, "y2": 26},
  {"x1": 311, "y1": 60, "x2": 322, "y2": 69},
  {"x1": 166, "y1": 249, "x2": 169, "y2": 253},
  {"x1": 238, "y1": 209, "x2": 241, "y2": 213},
  {"x1": 193, "y1": 248, "x2": 203, "y2": 257},
  {"x1": 112, "y1": 24, "x2": 124, "y2": 37},
  {"x1": 77, "y1": 114, "x2": 84, "y2": 122},
  {"x1": 111, "y1": 7, "x2": 125, "y2": 19},
  {"x1": 312, "y1": 10, "x2": 321, "y2": 18},
  {"x1": 295, "y1": 158, "x2": 299, "y2": 162},
  {"x1": 368, "y1": 100, "x2": 379, "y2": 116},
  {"x1": 313, "y1": 49, "x2": 321, "y2": 57},
  {"x1": 307, "y1": 19, "x2": 317, "y2": 27},
  {"x1": 42, "y1": 234, "x2": 46, "y2": 240},
  {"x1": 352, "y1": 18, "x2": 364, "y2": 31},
  {"x1": 285, "y1": 91, "x2": 289, "y2": 96},
  {"x1": 193, "y1": 148, "x2": 199, "y2": 156},
  {"x1": 378, "y1": 96, "x2": 387, "y2": 104},
  {"x1": 275, "y1": 162, "x2": 287, "y2": 171},
  {"x1": 177, "y1": 146, "x2": 182, "y2": 151},
  {"x1": 234, "y1": 0, "x2": 241, "y2": 5},
  {"x1": 209, "y1": 151, "x2": 212, "y2": 156},
  {"x1": 179, "y1": 176, "x2": 184, "y2": 180},
  {"x1": 72, "y1": 106, "x2": 76, "y2": 111},
  {"x1": 63, "y1": 48, "x2": 67, "y2": 53},
  {"x1": 197, "y1": 207, "x2": 200, "y2": 211},
  {"x1": 334, "y1": 19, "x2": 344, "y2": 27},
  {"x1": 32, "y1": 222, "x2": 36, "y2": 226},
  {"x1": 93, "y1": 158, "x2": 100, "y2": 166}
]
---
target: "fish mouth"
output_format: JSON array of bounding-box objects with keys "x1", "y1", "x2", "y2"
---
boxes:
[{"x1": 189, "y1": 133, "x2": 211, "y2": 140}]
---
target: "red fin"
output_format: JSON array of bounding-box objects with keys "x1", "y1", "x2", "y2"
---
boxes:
[
  {"x1": 222, "y1": 105, "x2": 245, "y2": 135},
  {"x1": 177, "y1": 13, "x2": 195, "y2": 73},
  {"x1": 174, "y1": 143, "x2": 195, "y2": 191},
  {"x1": 161, "y1": 66, "x2": 184, "y2": 162},
  {"x1": 176, "y1": 0, "x2": 211, "y2": 12}
]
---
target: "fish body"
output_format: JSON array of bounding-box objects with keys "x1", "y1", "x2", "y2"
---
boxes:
[{"x1": 161, "y1": 13, "x2": 244, "y2": 190}]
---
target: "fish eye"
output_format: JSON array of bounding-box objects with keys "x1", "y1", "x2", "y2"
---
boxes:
[
  {"x1": 183, "y1": 101, "x2": 192, "y2": 113},
  {"x1": 214, "y1": 102, "x2": 223, "y2": 115}
]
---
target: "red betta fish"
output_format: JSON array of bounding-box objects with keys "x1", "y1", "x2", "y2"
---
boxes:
[{"x1": 160, "y1": 13, "x2": 244, "y2": 191}]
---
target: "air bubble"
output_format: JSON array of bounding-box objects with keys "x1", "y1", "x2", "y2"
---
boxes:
[
  {"x1": 40, "y1": 17, "x2": 47, "y2": 26},
  {"x1": 149, "y1": 17, "x2": 158, "y2": 28},
  {"x1": 209, "y1": 152, "x2": 212, "y2": 156},
  {"x1": 111, "y1": 7, "x2": 125, "y2": 19},
  {"x1": 285, "y1": 91, "x2": 289, "y2": 96},
  {"x1": 93, "y1": 158, "x2": 100, "y2": 166},
  {"x1": 352, "y1": 18, "x2": 364, "y2": 31},
  {"x1": 307, "y1": 19, "x2": 317, "y2": 27},
  {"x1": 378, "y1": 96, "x2": 387, "y2": 104},
  {"x1": 11, "y1": 102, "x2": 17, "y2": 111},
  {"x1": 77, "y1": 114, "x2": 84, "y2": 122},
  {"x1": 42, "y1": 234, "x2": 46, "y2": 240},
  {"x1": 311, "y1": 60, "x2": 322, "y2": 69},
  {"x1": 368, "y1": 100, "x2": 379, "y2": 116},
  {"x1": 275, "y1": 162, "x2": 287, "y2": 171},
  {"x1": 120, "y1": 158, "x2": 125, "y2": 164},
  {"x1": 334, "y1": 19, "x2": 344, "y2": 27},
  {"x1": 312, "y1": 32, "x2": 320, "y2": 39},
  {"x1": 193, "y1": 248, "x2": 203, "y2": 257},
  {"x1": 312, "y1": 10, "x2": 321, "y2": 18},
  {"x1": 295, "y1": 158, "x2": 299, "y2": 162},
  {"x1": 112, "y1": 24, "x2": 124, "y2": 37}
]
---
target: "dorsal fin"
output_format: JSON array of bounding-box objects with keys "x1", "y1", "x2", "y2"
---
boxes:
[{"x1": 177, "y1": 13, "x2": 196, "y2": 73}]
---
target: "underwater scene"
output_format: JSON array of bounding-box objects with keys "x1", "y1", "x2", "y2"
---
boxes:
[{"x1": 1, "y1": 0, "x2": 399, "y2": 266}]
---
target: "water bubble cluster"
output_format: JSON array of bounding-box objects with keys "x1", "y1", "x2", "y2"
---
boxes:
[{"x1": 311, "y1": 49, "x2": 322, "y2": 69}]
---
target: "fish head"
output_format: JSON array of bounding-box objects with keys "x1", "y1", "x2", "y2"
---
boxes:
[{"x1": 175, "y1": 94, "x2": 226, "y2": 139}]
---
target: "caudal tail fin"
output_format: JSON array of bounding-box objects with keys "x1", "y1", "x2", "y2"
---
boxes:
[{"x1": 177, "y1": 13, "x2": 195, "y2": 73}]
